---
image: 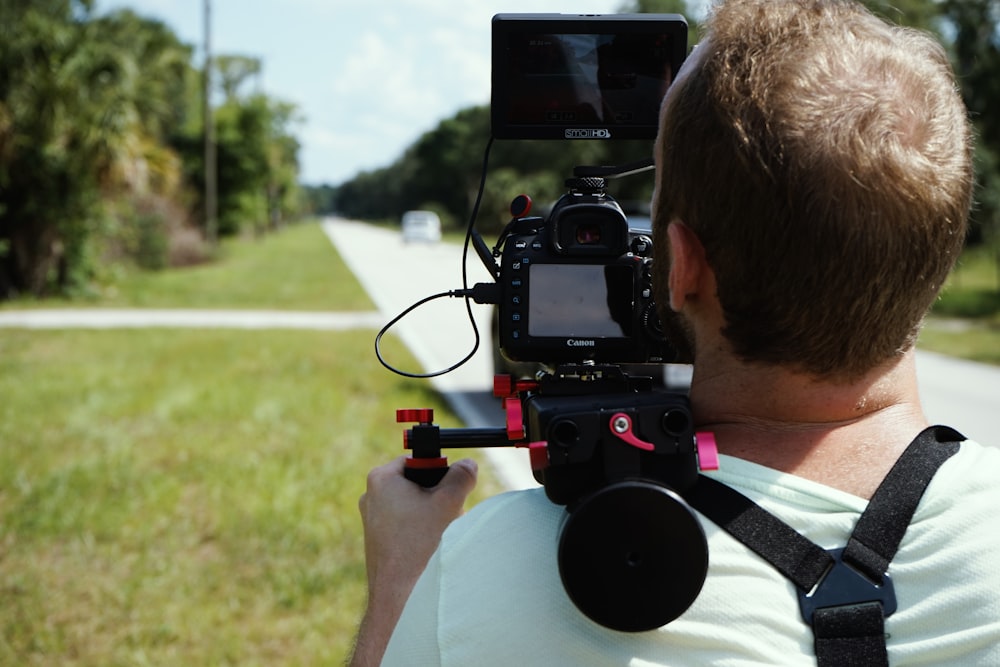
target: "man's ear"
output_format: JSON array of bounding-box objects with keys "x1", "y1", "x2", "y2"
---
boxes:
[{"x1": 666, "y1": 221, "x2": 706, "y2": 312}]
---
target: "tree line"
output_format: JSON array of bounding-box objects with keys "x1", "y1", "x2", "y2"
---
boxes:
[
  {"x1": 0, "y1": 0, "x2": 302, "y2": 299},
  {"x1": 329, "y1": 0, "x2": 1000, "y2": 260}
]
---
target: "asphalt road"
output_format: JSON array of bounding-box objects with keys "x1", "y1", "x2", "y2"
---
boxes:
[{"x1": 322, "y1": 217, "x2": 998, "y2": 457}]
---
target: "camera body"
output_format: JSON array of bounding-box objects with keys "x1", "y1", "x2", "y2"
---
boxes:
[{"x1": 497, "y1": 179, "x2": 676, "y2": 366}]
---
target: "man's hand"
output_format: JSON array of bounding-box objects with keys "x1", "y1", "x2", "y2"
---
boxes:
[{"x1": 349, "y1": 456, "x2": 478, "y2": 666}]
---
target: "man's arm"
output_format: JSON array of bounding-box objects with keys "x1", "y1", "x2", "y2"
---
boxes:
[{"x1": 348, "y1": 456, "x2": 478, "y2": 667}]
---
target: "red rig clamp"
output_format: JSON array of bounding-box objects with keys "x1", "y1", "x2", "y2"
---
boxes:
[{"x1": 397, "y1": 375, "x2": 537, "y2": 487}]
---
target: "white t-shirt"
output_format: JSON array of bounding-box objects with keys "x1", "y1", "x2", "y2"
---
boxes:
[{"x1": 383, "y1": 441, "x2": 1000, "y2": 665}]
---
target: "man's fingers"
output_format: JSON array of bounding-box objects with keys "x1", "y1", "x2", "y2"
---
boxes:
[
  {"x1": 437, "y1": 458, "x2": 478, "y2": 505},
  {"x1": 448, "y1": 458, "x2": 478, "y2": 488}
]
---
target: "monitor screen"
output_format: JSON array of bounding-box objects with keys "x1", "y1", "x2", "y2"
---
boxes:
[{"x1": 492, "y1": 14, "x2": 688, "y2": 140}]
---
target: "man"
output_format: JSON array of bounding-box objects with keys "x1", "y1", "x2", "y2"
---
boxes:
[{"x1": 350, "y1": 1, "x2": 1000, "y2": 664}]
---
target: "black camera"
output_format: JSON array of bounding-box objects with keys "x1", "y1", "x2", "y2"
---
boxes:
[{"x1": 496, "y1": 176, "x2": 676, "y2": 366}]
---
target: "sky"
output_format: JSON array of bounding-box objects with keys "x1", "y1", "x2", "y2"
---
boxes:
[{"x1": 93, "y1": 0, "x2": 699, "y2": 186}]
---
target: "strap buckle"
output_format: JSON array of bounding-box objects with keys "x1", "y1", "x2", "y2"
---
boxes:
[{"x1": 798, "y1": 547, "x2": 897, "y2": 627}]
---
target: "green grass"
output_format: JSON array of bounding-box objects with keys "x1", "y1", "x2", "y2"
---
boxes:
[
  {"x1": 1, "y1": 221, "x2": 374, "y2": 311},
  {"x1": 922, "y1": 245, "x2": 1000, "y2": 365},
  {"x1": 933, "y1": 245, "x2": 1000, "y2": 319},
  {"x1": 0, "y1": 222, "x2": 503, "y2": 664},
  {"x1": 0, "y1": 329, "x2": 501, "y2": 665},
  {"x1": 919, "y1": 322, "x2": 1000, "y2": 365}
]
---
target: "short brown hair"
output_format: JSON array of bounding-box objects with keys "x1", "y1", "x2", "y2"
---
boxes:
[{"x1": 653, "y1": 0, "x2": 973, "y2": 379}]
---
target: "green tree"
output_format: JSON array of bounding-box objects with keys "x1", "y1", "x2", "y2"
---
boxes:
[
  {"x1": 0, "y1": 1, "x2": 196, "y2": 295},
  {"x1": 861, "y1": 0, "x2": 943, "y2": 30},
  {"x1": 207, "y1": 93, "x2": 300, "y2": 236},
  {"x1": 944, "y1": 0, "x2": 1000, "y2": 253},
  {"x1": 215, "y1": 55, "x2": 263, "y2": 102},
  {"x1": 1, "y1": 0, "x2": 124, "y2": 295},
  {"x1": 619, "y1": 0, "x2": 700, "y2": 47},
  {"x1": 302, "y1": 184, "x2": 339, "y2": 215},
  {"x1": 170, "y1": 51, "x2": 301, "y2": 239}
]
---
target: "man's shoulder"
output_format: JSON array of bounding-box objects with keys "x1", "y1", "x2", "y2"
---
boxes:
[
  {"x1": 918, "y1": 438, "x2": 1000, "y2": 517},
  {"x1": 444, "y1": 487, "x2": 558, "y2": 545},
  {"x1": 466, "y1": 486, "x2": 551, "y2": 517},
  {"x1": 894, "y1": 437, "x2": 1000, "y2": 582},
  {"x1": 931, "y1": 437, "x2": 999, "y2": 492},
  {"x1": 954, "y1": 437, "x2": 998, "y2": 460}
]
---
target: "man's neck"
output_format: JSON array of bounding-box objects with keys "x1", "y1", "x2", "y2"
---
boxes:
[{"x1": 689, "y1": 349, "x2": 929, "y2": 499}]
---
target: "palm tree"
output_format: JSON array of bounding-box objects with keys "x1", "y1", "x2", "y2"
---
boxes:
[{"x1": 0, "y1": 3, "x2": 194, "y2": 295}]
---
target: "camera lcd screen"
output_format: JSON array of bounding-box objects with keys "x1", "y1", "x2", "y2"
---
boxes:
[
  {"x1": 492, "y1": 14, "x2": 688, "y2": 140},
  {"x1": 528, "y1": 264, "x2": 634, "y2": 338}
]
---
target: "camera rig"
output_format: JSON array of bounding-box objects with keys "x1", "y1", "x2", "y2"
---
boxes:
[
  {"x1": 391, "y1": 159, "x2": 720, "y2": 632},
  {"x1": 379, "y1": 12, "x2": 708, "y2": 633}
]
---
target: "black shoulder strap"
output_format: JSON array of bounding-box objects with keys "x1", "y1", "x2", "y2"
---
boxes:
[
  {"x1": 841, "y1": 426, "x2": 962, "y2": 582},
  {"x1": 684, "y1": 425, "x2": 963, "y2": 666}
]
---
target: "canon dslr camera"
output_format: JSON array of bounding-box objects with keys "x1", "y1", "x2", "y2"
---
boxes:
[{"x1": 496, "y1": 175, "x2": 674, "y2": 367}]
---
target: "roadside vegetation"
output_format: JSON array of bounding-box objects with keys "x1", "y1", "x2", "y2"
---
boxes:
[
  {"x1": 1, "y1": 2, "x2": 303, "y2": 301},
  {"x1": 1, "y1": 222, "x2": 370, "y2": 312},
  {"x1": 922, "y1": 245, "x2": 1000, "y2": 365},
  {"x1": 0, "y1": 222, "x2": 502, "y2": 665}
]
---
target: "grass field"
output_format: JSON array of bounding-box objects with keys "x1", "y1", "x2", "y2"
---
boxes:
[
  {"x1": 1, "y1": 222, "x2": 373, "y2": 312},
  {"x1": 922, "y1": 245, "x2": 1000, "y2": 365},
  {"x1": 0, "y1": 222, "x2": 502, "y2": 665}
]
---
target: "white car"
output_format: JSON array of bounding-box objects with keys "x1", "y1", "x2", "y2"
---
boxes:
[{"x1": 401, "y1": 210, "x2": 442, "y2": 243}]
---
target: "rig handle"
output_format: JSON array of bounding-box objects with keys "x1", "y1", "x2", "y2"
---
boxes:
[
  {"x1": 398, "y1": 408, "x2": 449, "y2": 487},
  {"x1": 403, "y1": 460, "x2": 450, "y2": 487}
]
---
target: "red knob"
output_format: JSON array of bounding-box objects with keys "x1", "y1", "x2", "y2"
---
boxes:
[
  {"x1": 494, "y1": 375, "x2": 514, "y2": 397},
  {"x1": 396, "y1": 408, "x2": 434, "y2": 423}
]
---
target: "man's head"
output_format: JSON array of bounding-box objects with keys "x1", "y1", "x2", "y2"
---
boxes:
[{"x1": 652, "y1": 0, "x2": 973, "y2": 380}]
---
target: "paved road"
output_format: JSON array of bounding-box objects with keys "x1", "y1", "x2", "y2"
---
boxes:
[
  {"x1": 913, "y1": 351, "x2": 999, "y2": 444},
  {"x1": 320, "y1": 218, "x2": 539, "y2": 489},
  {"x1": 323, "y1": 217, "x2": 999, "y2": 452}
]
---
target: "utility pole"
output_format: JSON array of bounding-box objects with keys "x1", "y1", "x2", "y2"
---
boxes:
[{"x1": 203, "y1": 0, "x2": 218, "y2": 245}]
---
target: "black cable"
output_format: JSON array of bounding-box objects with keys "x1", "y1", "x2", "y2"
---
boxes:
[
  {"x1": 374, "y1": 136, "x2": 495, "y2": 379},
  {"x1": 373, "y1": 289, "x2": 472, "y2": 378}
]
